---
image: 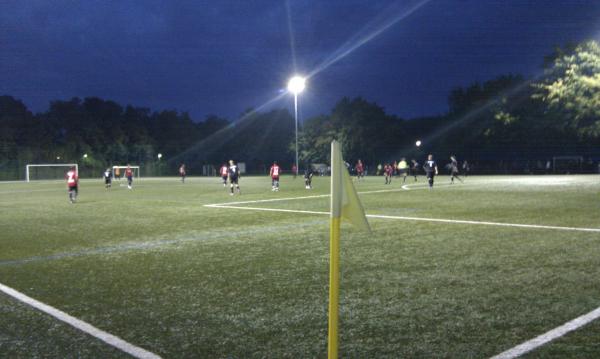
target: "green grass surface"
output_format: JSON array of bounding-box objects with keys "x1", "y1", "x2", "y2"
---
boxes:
[{"x1": 0, "y1": 175, "x2": 599, "y2": 358}]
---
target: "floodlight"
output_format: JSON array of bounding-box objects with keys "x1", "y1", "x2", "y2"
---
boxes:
[
  {"x1": 415, "y1": 140, "x2": 422, "y2": 147},
  {"x1": 157, "y1": 153, "x2": 163, "y2": 159},
  {"x1": 83, "y1": 153, "x2": 88, "y2": 158},
  {"x1": 287, "y1": 76, "x2": 306, "y2": 95}
]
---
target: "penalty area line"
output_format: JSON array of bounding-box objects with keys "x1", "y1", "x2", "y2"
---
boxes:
[
  {"x1": 204, "y1": 183, "x2": 447, "y2": 207},
  {"x1": 205, "y1": 205, "x2": 600, "y2": 233},
  {"x1": 490, "y1": 306, "x2": 600, "y2": 359},
  {"x1": 0, "y1": 282, "x2": 161, "y2": 359}
]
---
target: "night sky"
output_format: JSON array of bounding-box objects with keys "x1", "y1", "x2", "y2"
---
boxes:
[{"x1": 2, "y1": 0, "x2": 600, "y2": 121}]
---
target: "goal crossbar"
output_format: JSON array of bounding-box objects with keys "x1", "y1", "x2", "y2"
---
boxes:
[
  {"x1": 26, "y1": 164, "x2": 78, "y2": 182},
  {"x1": 111, "y1": 166, "x2": 141, "y2": 180}
]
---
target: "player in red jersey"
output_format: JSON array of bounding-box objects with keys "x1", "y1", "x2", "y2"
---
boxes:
[
  {"x1": 179, "y1": 164, "x2": 186, "y2": 183},
  {"x1": 355, "y1": 159, "x2": 364, "y2": 181},
  {"x1": 219, "y1": 163, "x2": 228, "y2": 186},
  {"x1": 65, "y1": 166, "x2": 78, "y2": 203},
  {"x1": 384, "y1": 163, "x2": 393, "y2": 184},
  {"x1": 125, "y1": 164, "x2": 134, "y2": 189},
  {"x1": 269, "y1": 161, "x2": 281, "y2": 191}
]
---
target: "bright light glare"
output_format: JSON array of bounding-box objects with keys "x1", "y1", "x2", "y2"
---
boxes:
[
  {"x1": 415, "y1": 140, "x2": 422, "y2": 147},
  {"x1": 83, "y1": 153, "x2": 88, "y2": 158},
  {"x1": 157, "y1": 153, "x2": 163, "y2": 159},
  {"x1": 287, "y1": 76, "x2": 306, "y2": 95}
]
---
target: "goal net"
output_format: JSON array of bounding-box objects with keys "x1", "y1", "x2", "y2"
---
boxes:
[
  {"x1": 26, "y1": 164, "x2": 78, "y2": 182},
  {"x1": 552, "y1": 156, "x2": 583, "y2": 174},
  {"x1": 112, "y1": 165, "x2": 141, "y2": 180}
]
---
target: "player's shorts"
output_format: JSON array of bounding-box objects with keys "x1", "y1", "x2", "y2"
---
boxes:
[
  {"x1": 230, "y1": 176, "x2": 239, "y2": 184},
  {"x1": 104, "y1": 178, "x2": 111, "y2": 184},
  {"x1": 68, "y1": 185, "x2": 78, "y2": 191},
  {"x1": 271, "y1": 176, "x2": 279, "y2": 181},
  {"x1": 222, "y1": 175, "x2": 227, "y2": 181},
  {"x1": 398, "y1": 169, "x2": 408, "y2": 175}
]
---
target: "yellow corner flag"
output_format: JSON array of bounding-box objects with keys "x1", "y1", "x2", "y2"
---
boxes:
[{"x1": 328, "y1": 140, "x2": 370, "y2": 359}]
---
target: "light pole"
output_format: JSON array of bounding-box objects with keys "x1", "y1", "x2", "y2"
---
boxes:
[
  {"x1": 287, "y1": 75, "x2": 306, "y2": 176},
  {"x1": 157, "y1": 153, "x2": 162, "y2": 176}
]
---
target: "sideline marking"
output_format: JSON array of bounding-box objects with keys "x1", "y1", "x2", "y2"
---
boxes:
[
  {"x1": 205, "y1": 205, "x2": 600, "y2": 234},
  {"x1": 0, "y1": 282, "x2": 161, "y2": 359},
  {"x1": 368, "y1": 213, "x2": 600, "y2": 233},
  {"x1": 490, "y1": 306, "x2": 600, "y2": 359}
]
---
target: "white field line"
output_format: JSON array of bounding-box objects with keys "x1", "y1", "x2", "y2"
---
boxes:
[
  {"x1": 0, "y1": 282, "x2": 161, "y2": 359},
  {"x1": 0, "y1": 188, "x2": 61, "y2": 195},
  {"x1": 206, "y1": 193, "x2": 331, "y2": 206},
  {"x1": 490, "y1": 306, "x2": 600, "y2": 359},
  {"x1": 205, "y1": 204, "x2": 329, "y2": 216},
  {"x1": 204, "y1": 182, "x2": 457, "y2": 207},
  {"x1": 205, "y1": 205, "x2": 600, "y2": 233},
  {"x1": 368, "y1": 214, "x2": 600, "y2": 233}
]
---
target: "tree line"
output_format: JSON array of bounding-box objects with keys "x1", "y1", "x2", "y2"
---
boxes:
[{"x1": 2, "y1": 40, "x2": 600, "y2": 179}]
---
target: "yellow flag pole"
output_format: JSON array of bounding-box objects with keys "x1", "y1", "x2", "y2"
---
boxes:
[
  {"x1": 328, "y1": 140, "x2": 370, "y2": 358},
  {"x1": 328, "y1": 216, "x2": 341, "y2": 359},
  {"x1": 328, "y1": 140, "x2": 343, "y2": 359}
]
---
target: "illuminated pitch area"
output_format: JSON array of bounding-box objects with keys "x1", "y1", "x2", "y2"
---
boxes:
[{"x1": 0, "y1": 175, "x2": 599, "y2": 358}]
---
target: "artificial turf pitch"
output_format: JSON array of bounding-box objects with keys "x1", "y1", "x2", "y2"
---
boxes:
[{"x1": 0, "y1": 175, "x2": 599, "y2": 358}]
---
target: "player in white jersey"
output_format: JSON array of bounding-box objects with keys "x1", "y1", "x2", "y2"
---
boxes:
[{"x1": 103, "y1": 168, "x2": 112, "y2": 189}]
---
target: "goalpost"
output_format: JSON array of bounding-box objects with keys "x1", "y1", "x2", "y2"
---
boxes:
[
  {"x1": 26, "y1": 164, "x2": 78, "y2": 182},
  {"x1": 552, "y1": 156, "x2": 583, "y2": 174},
  {"x1": 112, "y1": 165, "x2": 141, "y2": 180}
]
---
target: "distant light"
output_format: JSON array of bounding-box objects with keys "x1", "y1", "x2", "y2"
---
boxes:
[
  {"x1": 415, "y1": 140, "x2": 422, "y2": 147},
  {"x1": 83, "y1": 153, "x2": 88, "y2": 158},
  {"x1": 56, "y1": 156, "x2": 61, "y2": 160},
  {"x1": 287, "y1": 76, "x2": 306, "y2": 95},
  {"x1": 157, "y1": 153, "x2": 162, "y2": 159}
]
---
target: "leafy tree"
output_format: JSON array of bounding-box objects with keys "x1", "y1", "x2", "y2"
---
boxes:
[
  {"x1": 299, "y1": 97, "x2": 404, "y2": 166},
  {"x1": 533, "y1": 40, "x2": 600, "y2": 138}
]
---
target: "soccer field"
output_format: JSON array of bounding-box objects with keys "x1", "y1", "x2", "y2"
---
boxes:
[{"x1": 1, "y1": 175, "x2": 599, "y2": 358}]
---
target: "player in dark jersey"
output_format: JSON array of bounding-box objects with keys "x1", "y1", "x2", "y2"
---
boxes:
[
  {"x1": 66, "y1": 166, "x2": 78, "y2": 203},
  {"x1": 449, "y1": 155, "x2": 463, "y2": 184},
  {"x1": 228, "y1": 160, "x2": 241, "y2": 195},
  {"x1": 103, "y1": 168, "x2": 112, "y2": 189},
  {"x1": 410, "y1": 159, "x2": 419, "y2": 182},
  {"x1": 220, "y1": 163, "x2": 228, "y2": 186},
  {"x1": 423, "y1": 154, "x2": 439, "y2": 189},
  {"x1": 304, "y1": 167, "x2": 314, "y2": 189}
]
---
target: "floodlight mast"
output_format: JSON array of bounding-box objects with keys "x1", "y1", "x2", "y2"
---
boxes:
[{"x1": 287, "y1": 76, "x2": 306, "y2": 176}]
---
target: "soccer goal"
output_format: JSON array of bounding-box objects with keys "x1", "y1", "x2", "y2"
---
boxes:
[
  {"x1": 112, "y1": 165, "x2": 141, "y2": 180},
  {"x1": 25, "y1": 163, "x2": 78, "y2": 182},
  {"x1": 552, "y1": 156, "x2": 583, "y2": 174}
]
